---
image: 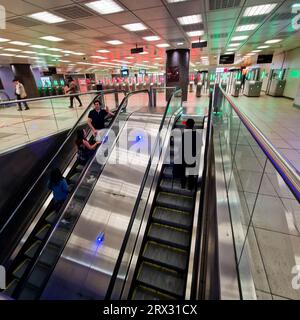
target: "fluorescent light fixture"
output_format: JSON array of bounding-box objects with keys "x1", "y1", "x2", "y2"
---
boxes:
[
  {"x1": 9, "y1": 41, "x2": 30, "y2": 46},
  {"x1": 243, "y1": 4, "x2": 277, "y2": 17},
  {"x1": 30, "y1": 44, "x2": 47, "y2": 49},
  {"x1": 139, "y1": 51, "x2": 148, "y2": 55},
  {"x1": 72, "y1": 52, "x2": 85, "y2": 55},
  {"x1": 186, "y1": 30, "x2": 204, "y2": 37},
  {"x1": 85, "y1": 0, "x2": 124, "y2": 15},
  {"x1": 177, "y1": 14, "x2": 202, "y2": 25},
  {"x1": 143, "y1": 60, "x2": 149, "y2": 63},
  {"x1": 112, "y1": 59, "x2": 132, "y2": 64},
  {"x1": 97, "y1": 49, "x2": 110, "y2": 53},
  {"x1": 155, "y1": 57, "x2": 162, "y2": 60},
  {"x1": 47, "y1": 48, "x2": 63, "y2": 51},
  {"x1": 166, "y1": 0, "x2": 187, "y2": 3},
  {"x1": 125, "y1": 56, "x2": 134, "y2": 59},
  {"x1": 0, "y1": 37, "x2": 10, "y2": 42},
  {"x1": 265, "y1": 39, "x2": 282, "y2": 44},
  {"x1": 4, "y1": 48, "x2": 21, "y2": 52},
  {"x1": 15, "y1": 55, "x2": 30, "y2": 58},
  {"x1": 122, "y1": 23, "x2": 147, "y2": 32},
  {"x1": 106, "y1": 40, "x2": 123, "y2": 45},
  {"x1": 156, "y1": 43, "x2": 170, "y2": 48},
  {"x1": 50, "y1": 54, "x2": 62, "y2": 57},
  {"x1": 0, "y1": 53, "x2": 15, "y2": 56},
  {"x1": 37, "y1": 53, "x2": 50, "y2": 56},
  {"x1": 236, "y1": 24, "x2": 259, "y2": 32},
  {"x1": 91, "y1": 55, "x2": 108, "y2": 59},
  {"x1": 143, "y1": 36, "x2": 160, "y2": 41},
  {"x1": 228, "y1": 43, "x2": 241, "y2": 47},
  {"x1": 40, "y1": 36, "x2": 64, "y2": 42},
  {"x1": 245, "y1": 53, "x2": 256, "y2": 56},
  {"x1": 177, "y1": 42, "x2": 184, "y2": 45},
  {"x1": 28, "y1": 11, "x2": 65, "y2": 24},
  {"x1": 231, "y1": 35, "x2": 248, "y2": 41},
  {"x1": 252, "y1": 50, "x2": 262, "y2": 53},
  {"x1": 257, "y1": 45, "x2": 270, "y2": 49},
  {"x1": 225, "y1": 52, "x2": 234, "y2": 54},
  {"x1": 60, "y1": 60, "x2": 71, "y2": 63}
]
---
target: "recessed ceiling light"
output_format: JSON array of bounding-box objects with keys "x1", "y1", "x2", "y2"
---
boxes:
[
  {"x1": 143, "y1": 36, "x2": 161, "y2": 41},
  {"x1": 257, "y1": 45, "x2": 270, "y2": 49},
  {"x1": 37, "y1": 53, "x2": 50, "y2": 56},
  {"x1": 252, "y1": 50, "x2": 262, "y2": 53},
  {"x1": 122, "y1": 23, "x2": 147, "y2": 32},
  {"x1": 166, "y1": 0, "x2": 188, "y2": 2},
  {"x1": 177, "y1": 14, "x2": 202, "y2": 25},
  {"x1": 40, "y1": 36, "x2": 64, "y2": 42},
  {"x1": 225, "y1": 52, "x2": 234, "y2": 54},
  {"x1": 245, "y1": 53, "x2": 256, "y2": 56},
  {"x1": 155, "y1": 57, "x2": 163, "y2": 60},
  {"x1": 0, "y1": 37, "x2": 10, "y2": 42},
  {"x1": 186, "y1": 30, "x2": 204, "y2": 37},
  {"x1": 60, "y1": 60, "x2": 71, "y2": 63},
  {"x1": 112, "y1": 59, "x2": 131, "y2": 64},
  {"x1": 177, "y1": 42, "x2": 184, "y2": 45},
  {"x1": 85, "y1": 0, "x2": 124, "y2": 15},
  {"x1": 139, "y1": 51, "x2": 149, "y2": 55},
  {"x1": 28, "y1": 11, "x2": 65, "y2": 24},
  {"x1": 143, "y1": 60, "x2": 149, "y2": 63},
  {"x1": 106, "y1": 40, "x2": 123, "y2": 45},
  {"x1": 156, "y1": 43, "x2": 170, "y2": 48},
  {"x1": 30, "y1": 44, "x2": 47, "y2": 49},
  {"x1": 15, "y1": 55, "x2": 30, "y2": 58},
  {"x1": 236, "y1": 24, "x2": 259, "y2": 32},
  {"x1": 232, "y1": 35, "x2": 248, "y2": 41},
  {"x1": 243, "y1": 4, "x2": 277, "y2": 17},
  {"x1": 265, "y1": 39, "x2": 282, "y2": 44},
  {"x1": 50, "y1": 54, "x2": 62, "y2": 57},
  {"x1": 91, "y1": 55, "x2": 108, "y2": 59},
  {"x1": 0, "y1": 53, "x2": 15, "y2": 56},
  {"x1": 47, "y1": 48, "x2": 63, "y2": 51},
  {"x1": 125, "y1": 56, "x2": 134, "y2": 59},
  {"x1": 4, "y1": 48, "x2": 21, "y2": 52},
  {"x1": 97, "y1": 49, "x2": 110, "y2": 53},
  {"x1": 9, "y1": 41, "x2": 30, "y2": 46},
  {"x1": 228, "y1": 43, "x2": 240, "y2": 47},
  {"x1": 23, "y1": 50, "x2": 36, "y2": 54},
  {"x1": 72, "y1": 52, "x2": 85, "y2": 56}
]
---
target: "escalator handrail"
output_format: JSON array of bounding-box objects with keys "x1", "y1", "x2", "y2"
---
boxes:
[
  {"x1": 0, "y1": 89, "x2": 119, "y2": 106},
  {"x1": 0, "y1": 89, "x2": 125, "y2": 235},
  {"x1": 105, "y1": 88, "x2": 182, "y2": 299},
  {"x1": 9, "y1": 90, "x2": 153, "y2": 299},
  {"x1": 218, "y1": 84, "x2": 300, "y2": 202}
]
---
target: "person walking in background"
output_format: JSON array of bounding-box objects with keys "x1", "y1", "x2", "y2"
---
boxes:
[
  {"x1": 48, "y1": 168, "x2": 69, "y2": 213},
  {"x1": 13, "y1": 78, "x2": 30, "y2": 111},
  {"x1": 65, "y1": 77, "x2": 83, "y2": 108}
]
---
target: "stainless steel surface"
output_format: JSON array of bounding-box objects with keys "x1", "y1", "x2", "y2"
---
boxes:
[
  {"x1": 41, "y1": 112, "x2": 164, "y2": 299},
  {"x1": 214, "y1": 132, "x2": 241, "y2": 300},
  {"x1": 185, "y1": 117, "x2": 207, "y2": 299},
  {"x1": 219, "y1": 85, "x2": 300, "y2": 201}
]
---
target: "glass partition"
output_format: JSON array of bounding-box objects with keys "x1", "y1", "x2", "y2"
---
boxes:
[{"x1": 214, "y1": 87, "x2": 300, "y2": 300}]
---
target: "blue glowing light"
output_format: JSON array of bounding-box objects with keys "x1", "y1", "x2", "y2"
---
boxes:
[
  {"x1": 136, "y1": 135, "x2": 143, "y2": 142},
  {"x1": 96, "y1": 232, "x2": 105, "y2": 244}
]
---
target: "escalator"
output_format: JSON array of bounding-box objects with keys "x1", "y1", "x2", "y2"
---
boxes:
[
  {"x1": 0, "y1": 90, "x2": 124, "y2": 264},
  {"x1": 129, "y1": 116, "x2": 205, "y2": 300}
]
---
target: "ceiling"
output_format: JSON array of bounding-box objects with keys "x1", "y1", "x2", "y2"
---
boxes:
[{"x1": 0, "y1": 0, "x2": 299, "y2": 73}]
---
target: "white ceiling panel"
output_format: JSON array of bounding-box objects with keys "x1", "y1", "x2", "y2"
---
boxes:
[
  {"x1": 207, "y1": 9, "x2": 240, "y2": 22},
  {"x1": 100, "y1": 25, "x2": 128, "y2": 35},
  {"x1": 25, "y1": 0, "x2": 74, "y2": 9},
  {"x1": 146, "y1": 18, "x2": 177, "y2": 28},
  {"x1": 76, "y1": 17, "x2": 113, "y2": 28},
  {"x1": 119, "y1": 0, "x2": 163, "y2": 10},
  {"x1": 166, "y1": 0, "x2": 204, "y2": 17},
  {"x1": 29, "y1": 25, "x2": 70, "y2": 34},
  {"x1": 0, "y1": 0, "x2": 41, "y2": 15},
  {"x1": 133, "y1": 7, "x2": 171, "y2": 21},
  {"x1": 104, "y1": 11, "x2": 140, "y2": 24}
]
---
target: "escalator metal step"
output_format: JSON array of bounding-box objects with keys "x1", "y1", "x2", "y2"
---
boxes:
[
  {"x1": 152, "y1": 207, "x2": 192, "y2": 230},
  {"x1": 45, "y1": 211, "x2": 58, "y2": 224},
  {"x1": 69, "y1": 172, "x2": 81, "y2": 184},
  {"x1": 18, "y1": 284, "x2": 39, "y2": 300},
  {"x1": 137, "y1": 262, "x2": 185, "y2": 298},
  {"x1": 148, "y1": 223, "x2": 190, "y2": 250},
  {"x1": 160, "y1": 178, "x2": 194, "y2": 197},
  {"x1": 35, "y1": 224, "x2": 51, "y2": 241},
  {"x1": 39, "y1": 245, "x2": 60, "y2": 267},
  {"x1": 13, "y1": 259, "x2": 30, "y2": 279},
  {"x1": 3, "y1": 279, "x2": 18, "y2": 296},
  {"x1": 162, "y1": 166, "x2": 173, "y2": 178},
  {"x1": 156, "y1": 192, "x2": 194, "y2": 212},
  {"x1": 25, "y1": 240, "x2": 42, "y2": 259},
  {"x1": 26, "y1": 263, "x2": 49, "y2": 289},
  {"x1": 143, "y1": 241, "x2": 188, "y2": 272},
  {"x1": 49, "y1": 226, "x2": 69, "y2": 248},
  {"x1": 132, "y1": 285, "x2": 176, "y2": 300}
]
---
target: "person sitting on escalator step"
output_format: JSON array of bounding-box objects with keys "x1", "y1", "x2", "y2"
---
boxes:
[{"x1": 75, "y1": 129, "x2": 100, "y2": 166}]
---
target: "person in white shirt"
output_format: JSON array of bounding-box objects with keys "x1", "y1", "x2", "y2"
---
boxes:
[{"x1": 13, "y1": 78, "x2": 30, "y2": 111}]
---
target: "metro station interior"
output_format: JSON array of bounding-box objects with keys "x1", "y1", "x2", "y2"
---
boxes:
[{"x1": 0, "y1": 0, "x2": 299, "y2": 301}]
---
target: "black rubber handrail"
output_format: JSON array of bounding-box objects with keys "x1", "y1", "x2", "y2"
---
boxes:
[
  {"x1": 105, "y1": 88, "x2": 182, "y2": 300},
  {"x1": 10, "y1": 89, "x2": 153, "y2": 299}
]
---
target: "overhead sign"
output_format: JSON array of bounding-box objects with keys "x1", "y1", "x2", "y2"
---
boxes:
[
  {"x1": 131, "y1": 47, "x2": 144, "y2": 54},
  {"x1": 192, "y1": 41, "x2": 207, "y2": 49}
]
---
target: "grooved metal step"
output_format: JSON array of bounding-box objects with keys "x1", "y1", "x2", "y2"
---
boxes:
[
  {"x1": 137, "y1": 262, "x2": 185, "y2": 297},
  {"x1": 143, "y1": 241, "x2": 188, "y2": 272},
  {"x1": 45, "y1": 211, "x2": 59, "y2": 224},
  {"x1": 69, "y1": 172, "x2": 81, "y2": 184},
  {"x1": 49, "y1": 227, "x2": 69, "y2": 248},
  {"x1": 3, "y1": 279, "x2": 18, "y2": 296},
  {"x1": 18, "y1": 283, "x2": 39, "y2": 300},
  {"x1": 156, "y1": 192, "x2": 194, "y2": 212},
  {"x1": 152, "y1": 207, "x2": 192, "y2": 229},
  {"x1": 160, "y1": 178, "x2": 194, "y2": 197},
  {"x1": 162, "y1": 166, "x2": 173, "y2": 178},
  {"x1": 39, "y1": 245, "x2": 60, "y2": 267},
  {"x1": 35, "y1": 225, "x2": 51, "y2": 241},
  {"x1": 132, "y1": 285, "x2": 176, "y2": 300},
  {"x1": 25, "y1": 241, "x2": 42, "y2": 259},
  {"x1": 26, "y1": 263, "x2": 49, "y2": 289},
  {"x1": 148, "y1": 223, "x2": 190, "y2": 250},
  {"x1": 13, "y1": 259, "x2": 30, "y2": 279}
]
